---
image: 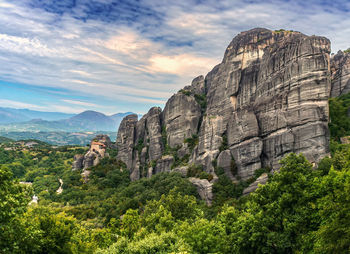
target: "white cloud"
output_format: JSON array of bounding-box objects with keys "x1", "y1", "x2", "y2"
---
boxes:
[
  {"x1": 61, "y1": 99, "x2": 98, "y2": 107},
  {"x1": 148, "y1": 53, "x2": 217, "y2": 75},
  {"x1": 0, "y1": 99, "x2": 46, "y2": 110},
  {"x1": 105, "y1": 30, "x2": 153, "y2": 55},
  {"x1": 0, "y1": 34, "x2": 54, "y2": 56},
  {"x1": 0, "y1": 0, "x2": 349, "y2": 114}
]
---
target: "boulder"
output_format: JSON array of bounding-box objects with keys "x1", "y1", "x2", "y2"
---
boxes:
[
  {"x1": 189, "y1": 177, "x2": 213, "y2": 205},
  {"x1": 243, "y1": 173, "x2": 269, "y2": 195},
  {"x1": 72, "y1": 154, "x2": 84, "y2": 171},
  {"x1": 217, "y1": 150, "x2": 236, "y2": 180}
]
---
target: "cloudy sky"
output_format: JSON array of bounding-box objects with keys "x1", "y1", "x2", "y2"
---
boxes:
[{"x1": 0, "y1": 0, "x2": 349, "y2": 114}]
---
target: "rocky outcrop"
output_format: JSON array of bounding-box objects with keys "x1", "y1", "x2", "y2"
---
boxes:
[
  {"x1": 72, "y1": 154, "x2": 84, "y2": 171},
  {"x1": 116, "y1": 114, "x2": 138, "y2": 169},
  {"x1": 72, "y1": 134, "x2": 112, "y2": 171},
  {"x1": 162, "y1": 93, "x2": 202, "y2": 148},
  {"x1": 217, "y1": 150, "x2": 236, "y2": 181},
  {"x1": 242, "y1": 173, "x2": 269, "y2": 195},
  {"x1": 331, "y1": 51, "x2": 350, "y2": 97},
  {"x1": 115, "y1": 28, "x2": 331, "y2": 198},
  {"x1": 188, "y1": 177, "x2": 213, "y2": 205}
]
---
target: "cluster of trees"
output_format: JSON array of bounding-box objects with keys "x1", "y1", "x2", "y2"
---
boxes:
[
  {"x1": 0, "y1": 142, "x2": 87, "y2": 197},
  {"x1": 329, "y1": 92, "x2": 350, "y2": 140},
  {"x1": 2, "y1": 149, "x2": 350, "y2": 253}
]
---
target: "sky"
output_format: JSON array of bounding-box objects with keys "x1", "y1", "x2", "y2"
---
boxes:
[{"x1": 0, "y1": 0, "x2": 349, "y2": 115}]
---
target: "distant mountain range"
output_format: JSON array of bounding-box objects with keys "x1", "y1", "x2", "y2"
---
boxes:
[
  {"x1": 0, "y1": 108, "x2": 141, "y2": 132},
  {"x1": 0, "y1": 131, "x2": 117, "y2": 146},
  {"x1": 0, "y1": 107, "x2": 75, "y2": 123}
]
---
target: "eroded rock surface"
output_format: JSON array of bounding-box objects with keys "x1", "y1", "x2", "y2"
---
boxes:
[
  {"x1": 243, "y1": 173, "x2": 269, "y2": 195},
  {"x1": 162, "y1": 93, "x2": 202, "y2": 148},
  {"x1": 331, "y1": 51, "x2": 350, "y2": 97},
  {"x1": 189, "y1": 177, "x2": 213, "y2": 205},
  {"x1": 73, "y1": 135, "x2": 111, "y2": 170},
  {"x1": 116, "y1": 114, "x2": 138, "y2": 169}
]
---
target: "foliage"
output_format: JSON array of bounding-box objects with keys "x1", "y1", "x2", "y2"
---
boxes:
[
  {"x1": 179, "y1": 89, "x2": 192, "y2": 96},
  {"x1": 0, "y1": 136, "x2": 14, "y2": 143},
  {"x1": 134, "y1": 139, "x2": 144, "y2": 157},
  {"x1": 0, "y1": 166, "x2": 32, "y2": 252},
  {"x1": 161, "y1": 125, "x2": 169, "y2": 154},
  {"x1": 219, "y1": 133, "x2": 228, "y2": 152},
  {"x1": 212, "y1": 170, "x2": 244, "y2": 206},
  {"x1": 184, "y1": 134, "x2": 198, "y2": 152},
  {"x1": 274, "y1": 29, "x2": 294, "y2": 33},
  {"x1": 329, "y1": 92, "x2": 350, "y2": 141},
  {"x1": 344, "y1": 48, "x2": 350, "y2": 54},
  {"x1": 186, "y1": 164, "x2": 204, "y2": 178},
  {"x1": 97, "y1": 232, "x2": 191, "y2": 254},
  {"x1": 194, "y1": 93, "x2": 207, "y2": 112},
  {"x1": 3, "y1": 118, "x2": 350, "y2": 254}
]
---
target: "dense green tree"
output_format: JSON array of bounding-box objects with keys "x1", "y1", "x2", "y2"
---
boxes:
[
  {"x1": 0, "y1": 165, "x2": 32, "y2": 252},
  {"x1": 120, "y1": 209, "x2": 141, "y2": 239},
  {"x1": 312, "y1": 166, "x2": 350, "y2": 253},
  {"x1": 224, "y1": 154, "x2": 320, "y2": 253}
]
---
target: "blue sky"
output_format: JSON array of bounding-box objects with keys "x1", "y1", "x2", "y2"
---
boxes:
[{"x1": 0, "y1": 0, "x2": 349, "y2": 114}]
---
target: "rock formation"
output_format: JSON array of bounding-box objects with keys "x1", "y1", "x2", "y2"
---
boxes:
[
  {"x1": 330, "y1": 50, "x2": 350, "y2": 97},
  {"x1": 72, "y1": 134, "x2": 112, "y2": 173},
  {"x1": 116, "y1": 28, "x2": 330, "y2": 180},
  {"x1": 242, "y1": 173, "x2": 269, "y2": 195},
  {"x1": 188, "y1": 178, "x2": 213, "y2": 205},
  {"x1": 114, "y1": 28, "x2": 332, "y2": 201}
]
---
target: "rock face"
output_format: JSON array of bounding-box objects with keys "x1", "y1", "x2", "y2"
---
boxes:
[
  {"x1": 331, "y1": 51, "x2": 350, "y2": 97},
  {"x1": 72, "y1": 134, "x2": 112, "y2": 171},
  {"x1": 116, "y1": 114, "x2": 138, "y2": 169},
  {"x1": 188, "y1": 178, "x2": 213, "y2": 205},
  {"x1": 115, "y1": 28, "x2": 331, "y2": 197},
  {"x1": 242, "y1": 173, "x2": 269, "y2": 195},
  {"x1": 162, "y1": 93, "x2": 202, "y2": 148}
]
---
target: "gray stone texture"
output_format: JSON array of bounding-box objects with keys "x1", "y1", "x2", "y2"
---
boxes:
[
  {"x1": 162, "y1": 93, "x2": 201, "y2": 148},
  {"x1": 114, "y1": 28, "x2": 331, "y2": 199},
  {"x1": 116, "y1": 114, "x2": 138, "y2": 169},
  {"x1": 188, "y1": 177, "x2": 213, "y2": 205},
  {"x1": 72, "y1": 134, "x2": 112, "y2": 171},
  {"x1": 331, "y1": 51, "x2": 350, "y2": 97}
]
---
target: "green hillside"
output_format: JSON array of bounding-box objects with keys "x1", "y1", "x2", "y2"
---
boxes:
[
  {"x1": 1, "y1": 94, "x2": 350, "y2": 253},
  {"x1": 0, "y1": 136, "x2": 14, "y2": 143}
]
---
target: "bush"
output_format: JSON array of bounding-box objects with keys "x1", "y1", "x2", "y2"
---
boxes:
[
  {"x1": 184, "y1": 134, "x2": 198, "y2": 152},
  {"x1": 186, "y1": 164, "x2": 204, "y2": 178},
  {"x1": 329, "y1": 92, "x2": 350, "y2": 140}
]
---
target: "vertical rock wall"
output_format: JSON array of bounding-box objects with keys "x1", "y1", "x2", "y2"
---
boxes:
[
  {"x1": 116, "y1": 28, "x2": 331, "y2": 182},
  {"x1": 330, "y1": 51, "x2": 350, "y2": 97}
]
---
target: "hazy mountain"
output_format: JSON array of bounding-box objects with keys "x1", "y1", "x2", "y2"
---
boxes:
[
  {"x1": 62, "y1": 111, "x2": 117, "y2": 131},
  {"x1": 0, "y1": 107, "x2": 74, "y2": 124},
  {"x1": 0, "y1": 131, "x2": 116, "y2": 146},
  {"x1": 0, "y1": 110, "x2": 139, "y2": 132}
]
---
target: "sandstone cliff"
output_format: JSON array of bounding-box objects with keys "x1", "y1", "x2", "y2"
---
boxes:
[{"x1": 116, "y1": 28, "x2": 331, "y2": 188}]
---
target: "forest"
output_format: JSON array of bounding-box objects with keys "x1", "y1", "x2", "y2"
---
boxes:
[{"x1": 1, "y1": 93, "x2": 350, "y2": 253}]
